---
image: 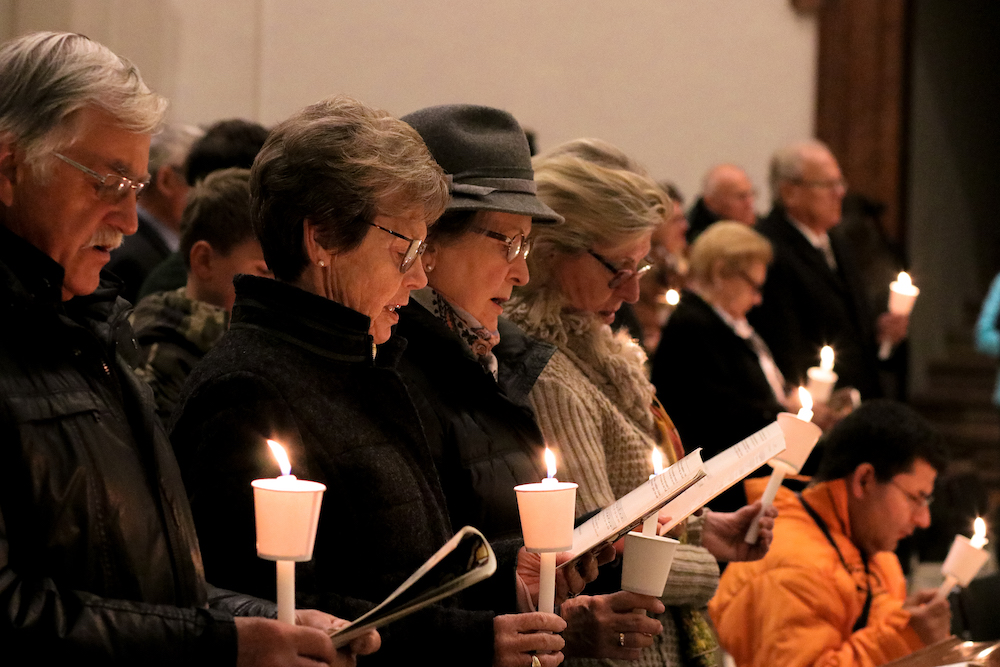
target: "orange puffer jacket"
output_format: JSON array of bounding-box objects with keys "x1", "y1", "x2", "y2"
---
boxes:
[{"x1": 708, "y1": 479, "x2": 924, "y2": 667}]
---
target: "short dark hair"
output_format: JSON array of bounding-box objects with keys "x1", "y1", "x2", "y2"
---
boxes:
[
  {"x1": 814, "y1": 400, "x2": 949, "y2": 482},
  {"x1": 250, "y1": 95, "x2": 448, "y2": 283},
  {"x1": 179, "y1": 168, "x2": 255, "y2": 268},
  {"x1": 184, "y1": 118, "x2": 269, "y2": 186}
]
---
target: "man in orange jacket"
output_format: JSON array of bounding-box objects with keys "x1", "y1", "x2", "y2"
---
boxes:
[{"x1": 709, "y1": 400, "x2": 952, "y2": 667}]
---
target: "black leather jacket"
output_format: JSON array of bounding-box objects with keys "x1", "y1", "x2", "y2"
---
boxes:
[{"x1": 0, "y1": 226, "x2": 261, "y2": 664}]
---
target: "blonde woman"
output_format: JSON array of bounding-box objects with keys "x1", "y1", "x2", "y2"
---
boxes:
[{"x1": 507, "y1": 142, "x2": 775, "y2": 667}]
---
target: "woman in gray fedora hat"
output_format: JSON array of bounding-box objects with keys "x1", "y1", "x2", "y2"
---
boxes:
[{"x1": 398, "y1": 105, "x2": 668, "y2": 663}]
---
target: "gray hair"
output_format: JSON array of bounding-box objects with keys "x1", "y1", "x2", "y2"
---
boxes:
[
  {"x1": 768, "y1": 139, "x2": 832, "y2": 204},
  {"x1": 0, "y1": 31, "x2": 166, "y2": 179},
  {"x1": 521, "y1": 143, "x2": 666, "y2": 294},
  {"x1": 251, "y1": 94, "x2": 448, "y2": 283},
  {"x1": 149, "y1": 123, "x2": 203, "y2": 177}
]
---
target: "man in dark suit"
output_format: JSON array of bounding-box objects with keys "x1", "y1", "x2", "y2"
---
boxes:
[
  {"x1": 107, "y1": 124, "x2": 201, "y2": 303},
  {"x1": 748, "y1": 140, "x2": 908, "y2": 400}
]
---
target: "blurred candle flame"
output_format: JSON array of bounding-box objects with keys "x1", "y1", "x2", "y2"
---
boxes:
[
  {"x1": 652, "y1": 447, "x2": 664, "y2": 475},
  {"x1": 267, "y1": 439, "x2": 292, "y2": 477},
  {"x1": 665, "y1": 289, "x2": 680, "y2": 306},
  {"x1": 897, "y1": 271, "x2": 912, "y2": 288},
  {"x1": 971, "y1": 517, "x2": 988, "y2": 549},
  {"x1": 820, "y1": 345, "x2": 835, "y2": 372},
  {"x1": 797, "y1": 386, "x2": 814, "y2": 421},
  {"x1": 544, "y1": 447, "x2": 557, "y2": 479}
]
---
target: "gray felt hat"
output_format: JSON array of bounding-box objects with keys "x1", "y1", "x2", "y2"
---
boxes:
[{"x1": 401, "y1": 104, "x2": 563, "y2": 224}]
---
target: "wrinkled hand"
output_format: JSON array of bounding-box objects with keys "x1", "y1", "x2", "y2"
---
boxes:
[
  {"x1": 493, "y1": 612, "x2": 566, "y2": 667},
  {"x1": 703, "y1": 502, "x2": 777, "y2": 562},
  {"x1": 295, "y1": 610, "x2": 381, "y2": 659},
  {"x1": 561, "y1": 591, "x2": 664, "y2": 660},
  {"x1": 235, "y1": 615, "x2": 339, "y2": 667},
  {"x1": 516, "y1": 547, "x2": 612, "y2": 610},
  {"x1": 904, "y1": 589, "x2": 952, "y2": 645},
  {"x1": 877, "y1": 311, "x2": 910, "y2": 346}
]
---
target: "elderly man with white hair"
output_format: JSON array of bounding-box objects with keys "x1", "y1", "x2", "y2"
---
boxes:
[
  {"x1": 0, "y1": 31, "x2": 376, "y2": 666},
  {"x1": 747, "y1": 140, "x2": 908, "y2": 401},
  {"x1": 686, "y1": 163, "x2": 758, "y2": 242}
]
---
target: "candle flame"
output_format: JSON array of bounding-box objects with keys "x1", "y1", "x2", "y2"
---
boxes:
[
  {"x1": 665, "y1": 289, "x2": 680, "y2": 306},
  {"x1": 544, "y1": 447, "x2": 557, "y2": 479},
  {"x1": 798, "y1": 386, "x2": 813, "y2": 412},
  {"x1": 971, "y1": 516, "x2": 988, "y2": 548},
  {"x1": 897, "y1": 271, "x2": 912, "y2": 288},
  {"x1": 820, "y1": 345, "x2": 835, "y2": 372},
  {"x1": 652, "y1": 447, "x2": 664, "y2": 475},
  {"x1": 267, "y1": 439, "x2": 292, "y2": 477}
]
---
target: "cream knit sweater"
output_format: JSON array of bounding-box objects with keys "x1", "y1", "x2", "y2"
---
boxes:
[{"x1": 507, "y1": 293, "x2": 720, "y2": 667}]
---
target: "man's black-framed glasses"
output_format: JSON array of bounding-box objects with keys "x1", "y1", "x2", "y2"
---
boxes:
[
  {"x1": 54, "y1": 152, "x2": 150, "y2": 203},
  {"x1": 471, "y1": 227, "x2": 531, "y2": 263},
  {"x1": 367, "y1": 222, "x2": 426, "y2": 273},
  {"x1": 890, "y1": 479, "x2": 934, "y2": 511},
  {"x1": 588, "y1": 249, "x2": 653, "y2": 289}
]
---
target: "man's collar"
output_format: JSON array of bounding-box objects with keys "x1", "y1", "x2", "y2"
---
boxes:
[
  {"x1": 787, "y1": 214, "x2": 831, "y2": 250},
  {"x1": 138, "y1": 206, "x2": 180, "y2": 252}
]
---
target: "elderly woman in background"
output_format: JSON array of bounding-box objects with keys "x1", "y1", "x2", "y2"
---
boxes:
[
  {"x1": 397, "y1": 105, "x2": 664, "y2": 661},
  {"x1": 651, "y1": 222, "x2": 790, "y2": 513},
  {"x1": 171, "y1": 96, "x2": 578, "y2": 667},
  {"x1": 507, "y1": 143, "x2": 776, "y2": 667}
]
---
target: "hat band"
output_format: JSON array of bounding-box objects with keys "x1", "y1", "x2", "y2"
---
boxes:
[{"x1": 447, "y1": 175, "x2": 537, "y2": 197}]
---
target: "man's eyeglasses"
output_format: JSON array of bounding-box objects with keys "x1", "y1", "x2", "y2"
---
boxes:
[
  {"x1": 890, "y1": 479, "x2": 934, "y2": 510},
  {"x1": 794, "y1": 177, "x2": 848, "y2": 192},
  {"x1": 588, "y1": 250, "x2": 653, "y2": 289},
  {"x1": 471, "y1": 227, "x2": 531, "y2": 263},
  {"x1": 54, "y1": 153, "x2": 150, "y2": 203},
  {"x1": 367, "y1": 222, "x2": 426, "y2": 273}
]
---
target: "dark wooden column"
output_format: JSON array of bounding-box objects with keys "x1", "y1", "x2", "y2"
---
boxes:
[{"x1": 800, "y1": 0, "x2": 911, "y2": 244}]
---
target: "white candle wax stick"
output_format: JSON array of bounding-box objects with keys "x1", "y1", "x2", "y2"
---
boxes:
[
  {"x1": 745, "y1": 466, "x2": 787, "y2": 544},
  {"x1": 642, "y1": 513, "x2": 658, "y2": 537},
  {"x1": 933, "y1": 574, "x2": 958, "y2": 604},
  {"x1": 276, "y1": 560, "x2": 296, "y2": 624},
  {"x1": 538, "y1": 551, "x2": 556, "y2": 614}
]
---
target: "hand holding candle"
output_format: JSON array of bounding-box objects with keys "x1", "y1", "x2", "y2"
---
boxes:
[
  {"x1": 806, "y1": 346, "x2": 837, "y2": 404},
  {"x1": 745, "y1": 388, "x2": 822, "y2": 544},
  {"x1": 880, "y1": 272, "x2": 919, "y2": 360},
  {"x1": 514, "y1": 447, "x2": 578, "y2": 613},
  {"x1": 251, "y1": 439, "x2": 326, "y2": 624},
  {"x1": 934, "y1": 517, "x2": 990, "y2": 603}
]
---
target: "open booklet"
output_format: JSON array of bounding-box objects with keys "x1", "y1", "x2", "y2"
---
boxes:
[
  {"x1": 557, "y1": 448, "x2": 707, "y2": 569},
  {"x1": 558, "y1": 420, "x2": 786, "y2": 568},
  {"x1": 328, "y1": 525, "x2": 497, "y2": 648},
  {"x1": 657, "y1": 420, "x2": 785, "y2": 534}
]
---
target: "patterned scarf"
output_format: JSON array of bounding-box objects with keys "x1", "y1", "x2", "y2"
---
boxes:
[{"x1": 412, "y1": 287, "x2": 501, "y2": 379}]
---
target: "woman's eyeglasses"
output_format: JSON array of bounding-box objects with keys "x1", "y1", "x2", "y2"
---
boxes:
[
  {"x1": 588, "y1": 250, "x2": 653, "y2": 289},
  {"x1": 471, "y1": 227, "x2": 531, "y2": 263},
  {"x1": 54, "y1": 152, "x2": 150, "y2": 203},
  {"x1": 367, "y1": 222, "x2": 426, "y2": 273}
]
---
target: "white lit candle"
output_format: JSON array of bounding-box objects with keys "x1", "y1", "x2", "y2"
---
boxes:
[
  {"x1": 806, "y1": 345, "x2": 838, "y2": 404},
  {"x1": 642, "y1": 448, "x2": 665, "y2": 536},
  {"x1": 879, "y1": 272, "x2": 920, "y2": 359},
  {"x1": 935, "y1": 517, "x2": 990, "y2": 602},
  {"x1": 514, "y1": 447, "x2": 578, "y2": 613},
  {"x1": 665, "y1": 289, "x2": 680, "y2": 306},
  {"x1": 745, "y1": 393, "x2": 822, "y2": 544},
  {"x1": 251, "y1": 440, "x2": 327, "y2": 624}
]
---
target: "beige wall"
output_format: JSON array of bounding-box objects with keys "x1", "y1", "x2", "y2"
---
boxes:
[{"x1": 3, "y1": 0, "x2": 817, "y2": 205}]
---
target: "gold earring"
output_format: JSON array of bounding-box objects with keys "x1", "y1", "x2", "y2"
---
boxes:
[{"x1": 424, "y1": 264, "x2": 434, "y2": 272}]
